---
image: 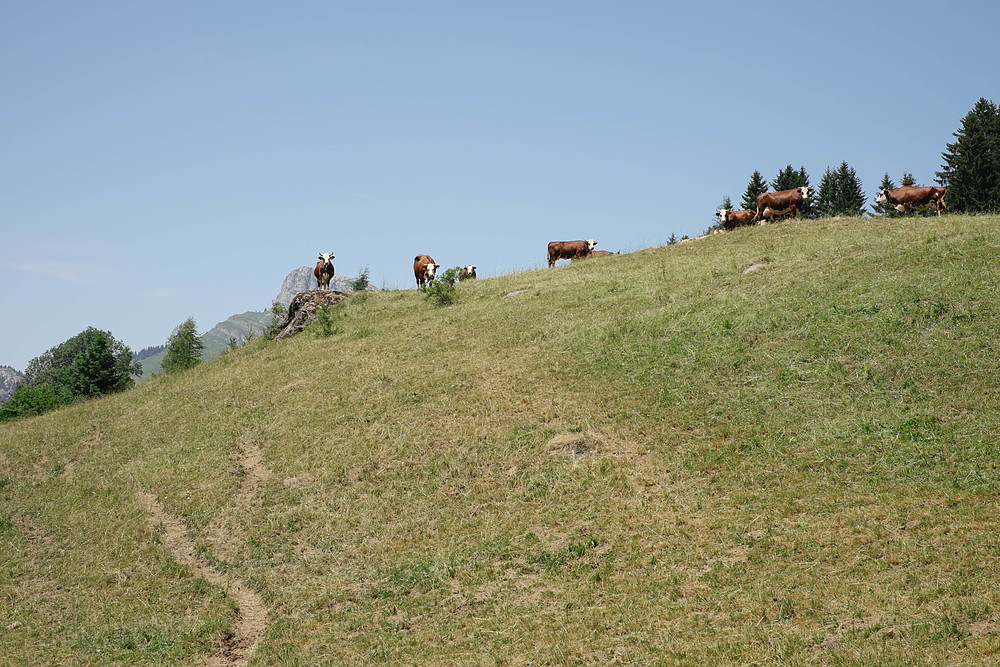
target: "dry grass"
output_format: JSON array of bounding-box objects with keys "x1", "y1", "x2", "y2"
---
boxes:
[{"x1": 3, "y1": 214, "x2": 1000, "y2": 664}]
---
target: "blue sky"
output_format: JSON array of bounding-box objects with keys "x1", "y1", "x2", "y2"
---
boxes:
[{"x1": 1, "y1": 1, "x2": 996, "y2": 371}]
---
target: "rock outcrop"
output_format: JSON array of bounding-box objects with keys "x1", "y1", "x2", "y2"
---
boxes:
[
  {"x1": 0, "y1": 366, "x2": 24, "y2": 405},
  {"x1": 275, "y1": 267, "x2": 374, "y2": 307},
  {"x1": 270, "y1": 290, "x2": 348, "y2": 340}
]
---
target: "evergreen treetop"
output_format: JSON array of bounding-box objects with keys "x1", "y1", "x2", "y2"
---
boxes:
[
  {"x1": 162, "y1": 318, "x2": 205, "y2": 374},
  {"x1": 936, "y1": 97, "x2": 1000, "y2": 213},
  {"x1": 741, "y1": 171, "x2": 769, "y2": 211}
]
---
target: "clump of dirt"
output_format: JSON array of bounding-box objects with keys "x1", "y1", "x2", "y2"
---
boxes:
[{"x1": 545, "y1": 433, "x2": 599, "y2": 459}]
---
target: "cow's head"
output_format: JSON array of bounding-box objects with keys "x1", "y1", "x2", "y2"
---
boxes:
[
  {"x1": 800, "y1": 186, "x2": 815, "y2": 200},
  {"x1": 318, "y1": 252, "x2": 335, "y2": 264},
  {"x1": 464, "y1": 265, "x2": 476, "y2": 274},
  {"x1": 716, "y1": 209, "x2": 730, "y2": 223},
  {"x1": 426, "y1": 263, "x2": 439, "y2": 281},
  {"x1": 875, "y1": 189, "x2": 889, "y2": 206},
  {"x1": 586, "y1": 239, "x2": 598, "y2": 251}
]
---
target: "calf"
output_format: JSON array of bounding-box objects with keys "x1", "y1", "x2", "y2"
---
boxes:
[
  {"x1": 413, "y1": 254, "x2": 440, "y2": 288},
  {"x1": 459, "y1": 265, "x2": 477, "y2": 281},
  {"x1": 314, "y1": 252, "x2": 335, "y2": 290},
  {"x1": 875, "y1": 186, "x2": 947, "y2": 216},
  {"x1": 715, "y1": 209, "x2": 757, "y2": 231},
  {"x1": 547, "y1": 239, "x2": 597, "y2": 267},
  {"x1": 755, "y1": 186, "x2": 814, "y2": 224}
]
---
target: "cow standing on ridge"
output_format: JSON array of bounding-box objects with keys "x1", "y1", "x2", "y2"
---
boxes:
[
  {"x1": 875, "y1": 186, "x2": 947, "y2": 216},
  {"x1": 754, "y1": 186, "x2": 814, "y2": 224},
  {"x1": 547, "y1": 239, "x2": 597, "y2": 267},
  {"x1": 715, "y1": 209, "x2": 757, "y2": 231},
  {"x1": 314, "y1": 252, "x2": 335, "y2": 290},
  {"x1": 414, "y1": 254, "x2": 440, "y2": 288},
  {"x1": 459, "y1": 265, "x2": 477, "y2": 281}
]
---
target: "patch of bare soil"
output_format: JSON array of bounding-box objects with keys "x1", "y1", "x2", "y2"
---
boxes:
[{"x1": 544, "y1": 433, "x2": 600, "y2": 459}]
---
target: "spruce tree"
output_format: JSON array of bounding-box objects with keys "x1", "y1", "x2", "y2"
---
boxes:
[
  {"x1": 936, "y1": 97, "x2": 1000, "y2": 213},
  {"x1": 162, "y1": 318, "x2": 205, "y2": 373},
  {"x1": 770, "y1": 164, "x2": 809, "y2": 192},
  {"x1": 833, "y1": 161, "x2": 866, "y2": 217},
  {"x1": 874, "y1": 173, "x2": 899, "y2": 217},
  {"x1": 814, "y1": 167, "x2": 837, "y2": 217},
  {"x1": 741, "y1": 171, "x2": 769, "y2": 211},
  {"x1": 901, "y1": 172, "x2": 916, "y2": 187}
]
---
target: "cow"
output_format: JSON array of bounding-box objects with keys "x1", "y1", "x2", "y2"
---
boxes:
[
  {"x1": 754, "y1": 186, "x2": 814, "y2": 224},
  {"x1": 413, "y1": 254, "x2": 440, "y2": 288},
  {"x1": 547, "y1": 239, "x2": 597, "y2": 267},
  {"x1": 314, "y1": 252, "x2": 335, "y2": 290},
  {"x1": 715, "y1": 209, "x2": 757, "y2": 231},
  {"x1": 459, "y1": 265, "x2": 477, "y2": 281},
  {"x1": 875, "y1": 185, "x2": 947, "y2": 216},
  {"x1": 581, "y1": 249, "x2": 621, "y2": 258}
]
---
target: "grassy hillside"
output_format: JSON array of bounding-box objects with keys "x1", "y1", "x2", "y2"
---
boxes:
[{"x1": 3, "y1": 214, "x2": 1000, "y2": 665}]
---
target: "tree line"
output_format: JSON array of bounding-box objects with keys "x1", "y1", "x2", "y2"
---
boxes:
[
  {"x1": 0, "y1": 318, "x2": 204, "y2": 422},
  {"x1": 716, "y1": 97, "x2": 1000, "y2": 225}
]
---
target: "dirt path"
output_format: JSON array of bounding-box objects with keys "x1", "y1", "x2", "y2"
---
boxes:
[{"x1": 139, "y1": 436, "x2": 270, "y2": 666}]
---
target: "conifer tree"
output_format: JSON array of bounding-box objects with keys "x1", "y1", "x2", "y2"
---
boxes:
[
  {"x1": 901, "y1": 172, "x2": 916, "y2": 187},
  {"x1": 936, "y1": 97, "x2": 1000, "y2": 213},
  {"x1": 162, "y1": 318, "x2": 204, "y2": 373},
  {"x1": 814, "y1": 167, "x2": 838, "y2": 217},
  {"x1": 874, "y1": 173, "x2": 899, "y2": 217},
  {"x1": 770, "y1": 164, "x2": 807, "y2": 191},
  {"x1": 833, "y1": 161, "x2": 866, "y2": 217},
  {"x1": 741, "y1": 171, "x2": 769, "y2": 211}
]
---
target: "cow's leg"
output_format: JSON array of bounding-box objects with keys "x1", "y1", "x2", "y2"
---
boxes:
[{"x1": 904, "y1": 202, "x2": 911, "y2": 216}]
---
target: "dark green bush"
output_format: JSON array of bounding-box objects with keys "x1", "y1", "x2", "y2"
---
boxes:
[{"x1": 0, "y1": 384, "x2": 64, "y2": 422}]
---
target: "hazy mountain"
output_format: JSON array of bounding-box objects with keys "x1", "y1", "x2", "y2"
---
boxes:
[{"x1": 136, "y1": 311, "x2": 273, "y2": 378}]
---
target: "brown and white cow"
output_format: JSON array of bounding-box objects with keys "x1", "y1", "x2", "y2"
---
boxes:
[
  {"x1": 587, "y1": 249, "x2": 620, "y2": 257},
  {"x1": 459, "y1": 265, "x2": 477, "y2": 281},
  {"x1": 413, "y1": 254, "x2": 440, "y2": 288},
  {"x1": 715, "y1": 209, "x2": 757, "y2": 231},
  {"x1": 754, "y1": 186, "x2": 814, "y2": 224},
  {"x1": 547, "y1": 239, "x2": 597, "y2": 267},
  {"x1": 314, "y1": 252, "x2": 335, "y2": 290},
  {"x1": 875, "y1": 186, "x2": 947, "y2": 216}
]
